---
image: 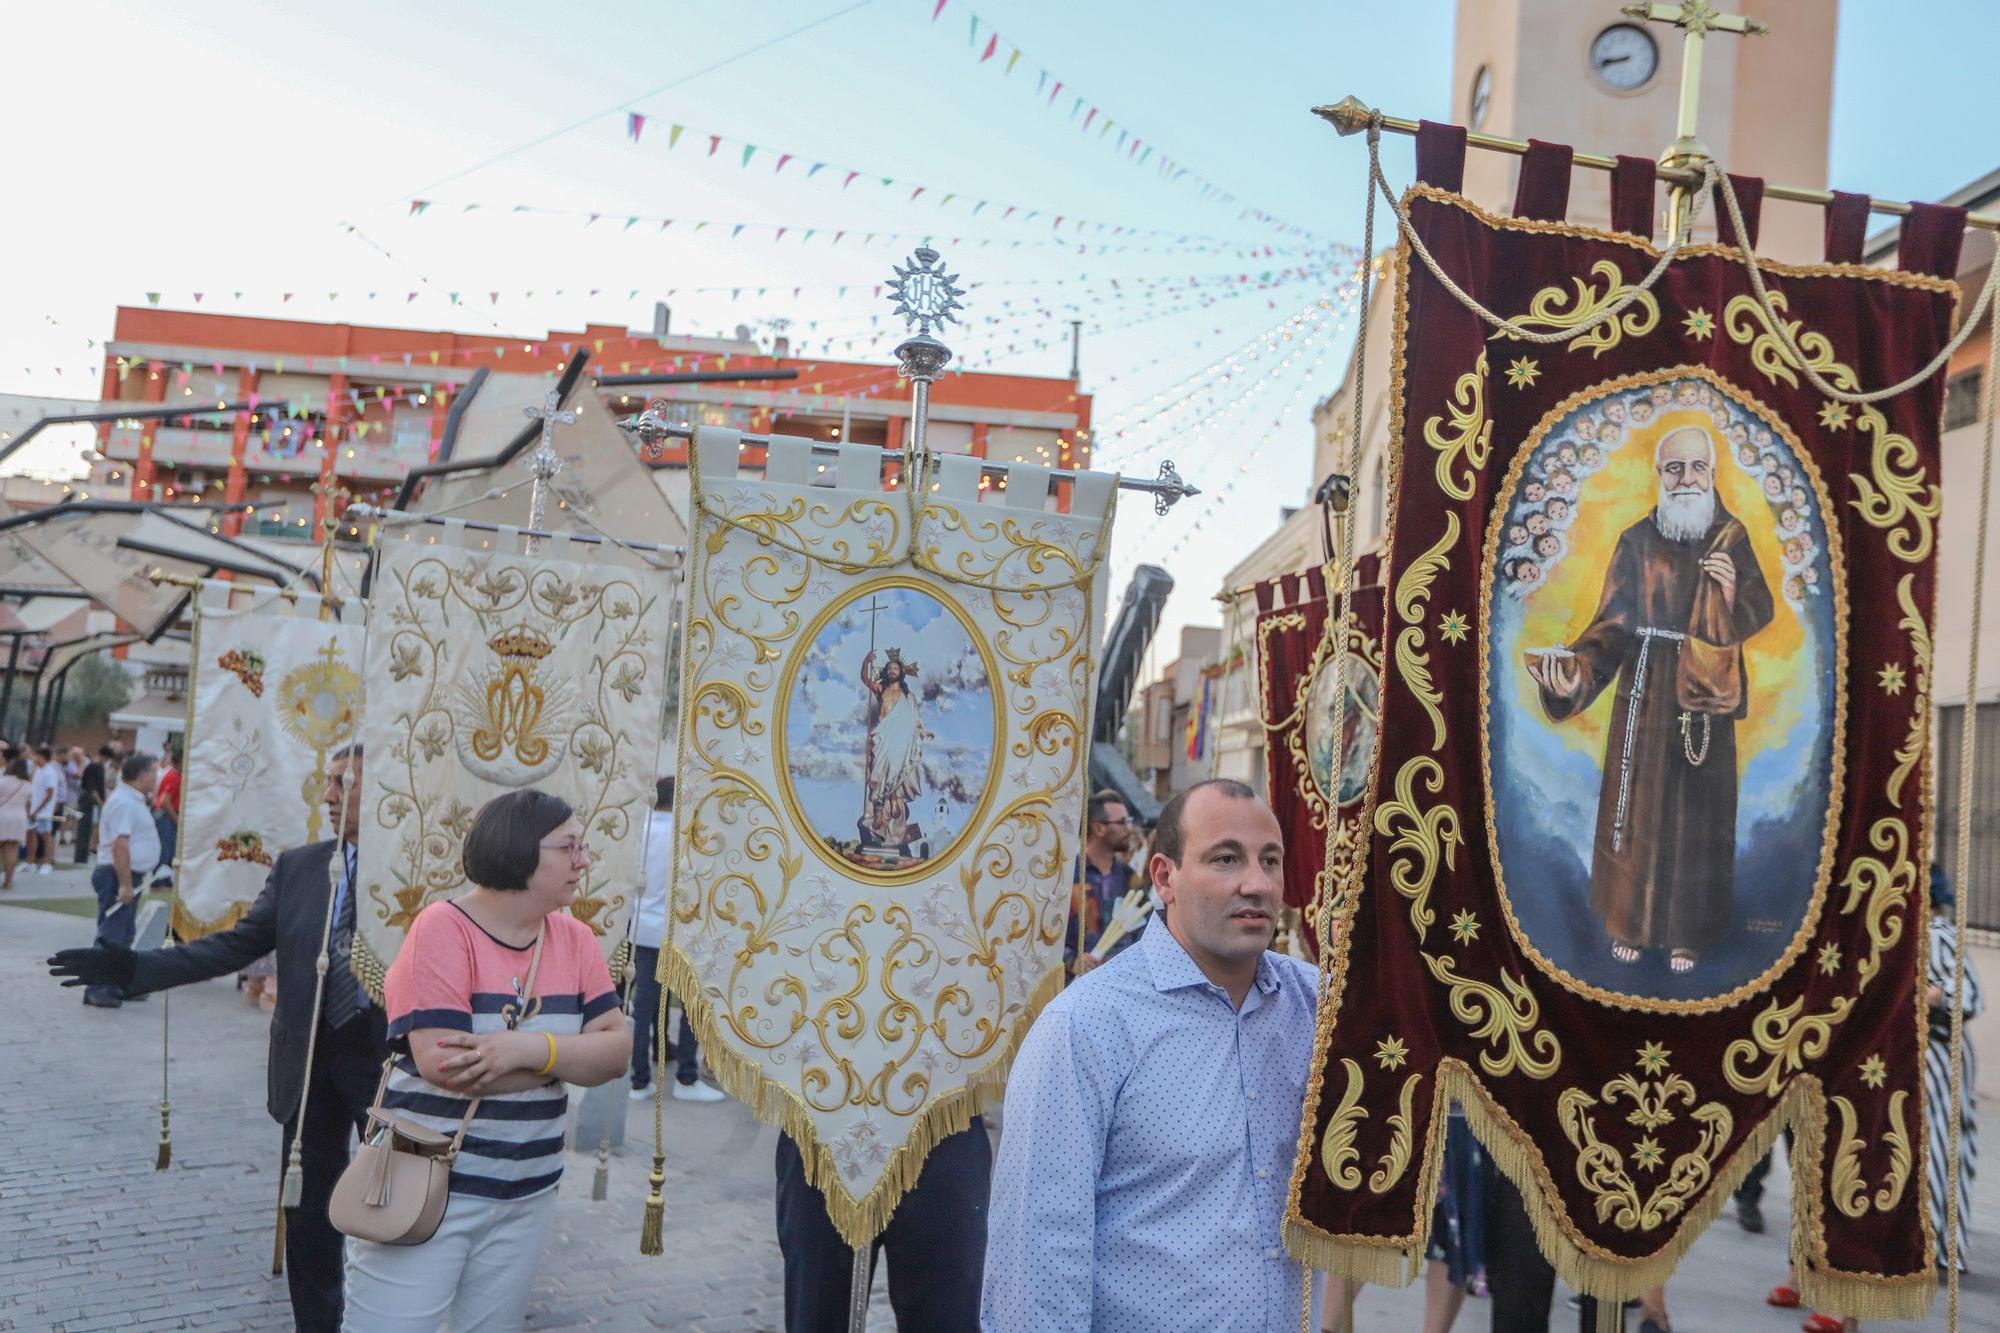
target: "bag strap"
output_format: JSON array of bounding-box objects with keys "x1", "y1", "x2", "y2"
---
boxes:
[{"x1": 443, "y1": 923, "x2": 548, "y2": 1160}]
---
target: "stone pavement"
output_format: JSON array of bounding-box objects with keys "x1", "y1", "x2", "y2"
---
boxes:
[{"x1": 1, "y1": 871, "x2": 1993, "y2": 1331}]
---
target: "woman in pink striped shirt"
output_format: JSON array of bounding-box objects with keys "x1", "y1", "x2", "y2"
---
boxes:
[{"x1": 343, "y1": 790, "x2": 631, "y2": 1332}]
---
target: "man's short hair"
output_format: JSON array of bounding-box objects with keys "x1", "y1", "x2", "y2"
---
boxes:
[
  {"x1": 1086, "y1": 789, "x2": 1126, "y2": 829},
  {"x1": 97, "y1": 745, "x2": 115, "y2": 760},
  {"x1": 461, "y1": 789, "x2": 574, "y2": 891},
  {"x1": 656, "y1": 776, "x2": 675, "y2": 810},
  {"x1": 1152, "y1": 778, "x2": 1258, "y2": 864},
  {"x1": 330, "y1": 741, "x2": 363, "y2": 766},
  {"x1": 35, "y1": 743, "x2": 54, "y2": 760},
  {"x1": 121, "y1": 752, "x2": 157, "y2": 785}
]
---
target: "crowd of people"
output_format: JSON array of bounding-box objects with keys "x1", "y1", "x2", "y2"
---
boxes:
[
  {"x1": 28, "y1": 754, "x2": 1988, "y2": 1332},
  {"x1": 0, "y1": 738, "x2": 180, "y2": 896}
]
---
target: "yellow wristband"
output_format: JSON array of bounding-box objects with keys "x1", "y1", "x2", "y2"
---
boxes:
[{"x1": 537, "y1": 1032, "x2": 558, "y2": 1076}]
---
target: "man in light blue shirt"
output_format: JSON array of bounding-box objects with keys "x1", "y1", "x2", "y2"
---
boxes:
[{"x1": 983, "y1": 778, "x2": 1320, "y2": 1332}]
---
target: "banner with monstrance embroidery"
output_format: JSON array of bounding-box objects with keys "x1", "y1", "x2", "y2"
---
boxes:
[
  {"x1": 1255, "y1": 553, "x2": 1383, "y2": 961},
  {"x1": 670, "y1": 426, "x2": 1115, "y2": 1243},
  {"x1": 174, "y1": 582, "x2": 366, "y2": 939},
  {"x1": 353, "y1": 521, "x2": 674, "y2": 997},
  {"x1": 1285, "y1": 134, "x2": 1964, "y2": 1318}
]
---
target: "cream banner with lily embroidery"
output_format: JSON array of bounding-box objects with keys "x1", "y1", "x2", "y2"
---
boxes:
[
  {"x1": 354, "y1": 521, "x2": 675, "y2": 998},
  {"x1": 671, "y1": 427, "x2": 1115, "y2": 1244},
  {"x1": 174, "y1": 583, "x2": 365, "y2": 940}
]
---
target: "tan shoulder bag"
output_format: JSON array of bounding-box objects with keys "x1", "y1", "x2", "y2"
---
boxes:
[{"x1": 330, "y1": 922, "x2": 545, "y2": 1245}]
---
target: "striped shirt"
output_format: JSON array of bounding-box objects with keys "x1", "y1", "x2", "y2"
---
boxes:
[{"x1": 383, "y1": 901, "x2": 619, "y2": 1200}]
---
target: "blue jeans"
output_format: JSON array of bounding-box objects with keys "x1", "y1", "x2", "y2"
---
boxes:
[
  {"x1": 629, "y1": 944, "x2": 698, "y2": 1087},
  {"x1": 152, "y1": 811, "x2": 177, "y2": 884},
  {"x1": 88, "y1": 865, "x2": 140, "y2": 1004}
]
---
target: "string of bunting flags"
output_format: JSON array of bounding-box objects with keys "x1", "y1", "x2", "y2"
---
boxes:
[
  {"x1": 923, "y1": 0, "x2": 1320, "y2": 239},
  {"x1": 579, "y1": 109, "x2": 1313, "y2": 246}
]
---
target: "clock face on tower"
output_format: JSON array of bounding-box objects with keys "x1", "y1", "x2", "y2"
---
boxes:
[
  {"x1": 1469, "y1": 64, "x2": 1492, "y2": 131},
  {"x1": 1589, "y1": 22, "x2": 1659, "y2": 92}
]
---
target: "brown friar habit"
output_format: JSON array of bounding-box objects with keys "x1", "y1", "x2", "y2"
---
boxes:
[{"x1": 1538, "y1": 503, "x2": 1775, "y2": 953}]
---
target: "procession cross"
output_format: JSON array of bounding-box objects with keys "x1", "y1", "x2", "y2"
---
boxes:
[
  {"x1": 520, "y1": 386, "x2": 578, "y2": 549},
  {"x1": 1621, "y1": 1, "x2": 1769, "y2": 236}
]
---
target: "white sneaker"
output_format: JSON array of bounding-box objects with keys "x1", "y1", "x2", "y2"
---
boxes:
[
  {"x1": 629, "y1": 1084, "x2": 653, "y2": 1102},
  {"x1": 672, "y1": 1081, "x2": 726, "y2": 1103},
  {"x1": 38, "y1": 864, "x2": 51, "y2": 876}
]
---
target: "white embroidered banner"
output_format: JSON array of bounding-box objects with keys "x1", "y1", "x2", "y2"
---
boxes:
[
  {"x1": 175, "y1": 584, "x2": 365, "y2": 940},
  {"x1": 354, "y1": 521, "x2": 676, "y2": 996},
  {"x1": 670, "y1": 427, "x2": 1116, "y2": 1243}
]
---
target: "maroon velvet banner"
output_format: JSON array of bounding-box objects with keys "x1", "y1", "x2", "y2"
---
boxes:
[
  {"x1": 1255, "y1": 554, "x2": 1383, "y2": 960},
  {"x1": 1286, "y1": 151, "x2": 1961, "y2": 1319}
]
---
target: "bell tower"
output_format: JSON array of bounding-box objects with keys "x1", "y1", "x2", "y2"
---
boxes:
[{"x1": 1449, "y1": 0, "x2": 1837, "y2": 261}]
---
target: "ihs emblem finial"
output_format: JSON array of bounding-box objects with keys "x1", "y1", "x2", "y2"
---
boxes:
[{"x1": 886, "y1": 247, "x2": 965, "y2": 339}]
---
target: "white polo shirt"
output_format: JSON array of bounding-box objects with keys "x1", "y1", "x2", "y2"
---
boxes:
[
  {"x1": 97, "y1": 784, "x2": 161, "y2": 876},
  {"x1": 29, "y1": 762, "x2": 61, "y2": 818}
]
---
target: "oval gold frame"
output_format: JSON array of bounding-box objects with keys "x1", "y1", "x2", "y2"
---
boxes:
[
  {"x1": 1477, "y1": 364, "x2": 1848, "y2": 1015},
  {"x1": 774, "y1": 574, "x2": 1005, "y2": 887}
]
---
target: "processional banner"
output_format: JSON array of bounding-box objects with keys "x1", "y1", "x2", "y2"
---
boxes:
[
  {"x1": 353, "y1": 520, "x2": 674, "y2": 997},
  {"x1": 1286, "y1": 134, "x2": 1964, "y2": 1318},
  {"x1": 671, "y1": 427, "x2": 1115, "y2": 1244},
  {"x1": 1254, "y1": 553, "x2": 1383, "y2": 961},
  {"x1": 174, "y1": 583, "x2": 365, "y2": 939}
]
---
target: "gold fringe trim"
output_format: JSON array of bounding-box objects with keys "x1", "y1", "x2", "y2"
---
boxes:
[
  {"x1": 1286, "y1": 1064, "x2": 1937, "y2": 1320},
  {"x1": 662, "y1": 946, "x2": 1063, "y2": 1248}
]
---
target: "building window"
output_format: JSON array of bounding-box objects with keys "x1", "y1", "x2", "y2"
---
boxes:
[{"x1": 1943, "y1": 367, "x2": 1984, "y2": 432}]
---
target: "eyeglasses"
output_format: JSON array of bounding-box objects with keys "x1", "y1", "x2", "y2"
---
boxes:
[{"x1": 539, "y1": 839, "x2": 594, "y2": 862}]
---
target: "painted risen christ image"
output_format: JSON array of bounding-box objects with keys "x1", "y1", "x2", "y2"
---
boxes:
[
  {"x1": 1526, "y1": 426, "x2": 1775, "y2": 973},
  {"x1": 860, "y1": 647, "x2": 929, "y2": 850}
]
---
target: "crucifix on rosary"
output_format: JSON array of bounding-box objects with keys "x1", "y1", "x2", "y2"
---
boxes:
[
  {"x1": 521, "y1": 385, "x2": 578, "y2": 550},
  {"x1": 1620, "y1": 0, "x2": 1769, "y2": 236}
]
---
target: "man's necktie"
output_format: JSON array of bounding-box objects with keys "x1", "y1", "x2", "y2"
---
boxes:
[{"x1": 323, "y1": 844, "x2": 365, "y2": 1030}]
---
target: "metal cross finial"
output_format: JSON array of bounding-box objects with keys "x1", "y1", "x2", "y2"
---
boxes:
[
  {"x1": 1620, "y1": 1, "x2": 1769, "y2": 238},
  {"x1": 521, "y1": 386, "x2": 578, "y2": 546},
  {"x1": 886, "y1": 247, "x2": 965, "y2": 339}
]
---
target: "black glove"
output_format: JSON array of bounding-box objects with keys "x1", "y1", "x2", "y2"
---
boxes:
[{"x1": 47, "y1": 944, "x2": 136, "y2": 991}]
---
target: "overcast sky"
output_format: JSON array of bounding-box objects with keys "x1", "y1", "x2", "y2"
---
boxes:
[{"x1": 4, "y1": 0, "x2": 1995, "y2": 652}]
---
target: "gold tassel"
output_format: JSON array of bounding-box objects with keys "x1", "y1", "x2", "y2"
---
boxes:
[
  {"x1": 639, "y1": 1150, "x2": 666, "y2": 1255},
  {"x1": 280, "y1": 1139, "x2": 304, "y2": 1209},
  {"x1": 155, "y1": 973, "x2": 173, "y2": 1170},
  {"x1": 592, "y1": 1139, "x2": 610, "y2": 1201},
  {"x1": 154, "y1": 1097, "x2": 172, "y2": 1170}
]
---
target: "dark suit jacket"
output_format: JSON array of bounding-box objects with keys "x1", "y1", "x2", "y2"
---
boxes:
[{"x1": 129, "y1": 839, "x2": 385, "y2": 1123}]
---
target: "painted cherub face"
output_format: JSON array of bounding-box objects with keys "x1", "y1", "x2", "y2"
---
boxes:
[
  {"x1": 1527, "y1": 512, "x2": 1552, "y2": 537},
  {"x1": 1785, "y1": 575, "x2": 1806, "y2": 602},
  {"x1": 1547, "y1": 497, "x2": 1571, "y2": 522},
  {"x1": 1550, "y1": 471, "x2": 1576, "y2": 496},
  {"x1": 1631, "y1": 399, "x2": 1656, "y2": 422},
  {"x1": 1676, "y1": 383, "x2": 1701, "y2": 405},
  {"x1": 1599, "y1": 423, "x2": 1624, "y2": 446},
  {"x1": 1525, "y1": 481, "x2": 1547, "y2": 503},
  {"x1": 1790, "y1": 485, "x2": 1809, "y2": 509},
  {"x1": 1574, "y1": 417, "x2": 1600, "y2": 441},
  {"x1": 1779, "y1": 507, "x2": 1801, "y2": 532},
  {"x1": 1652, "y1": 385, "x2": 1675, "y2": 405},
  {"x1": 1535, "y1": 533, "x2": 1561, "y2": 558},
  {"x1": 1737, "y1": 444, "x2": 1760, "y2": 469},
  {"x1": 1762, "y1": 473, "x2": 1786, "y2": 499},
  {"x1": 1728, "y1": 425, "x2": 1749, "y2": 446},
  {"x1": 1581, "y1": 446, "x2": 1604, "y2": 469},
  {"x1": 1754, "y1": 428, "x2": 1772, "y2": 448},
  {"x1": 1603, "y1": 401, "x2": 1627, "y2": 424},
  {"x1": 1515, "y1": 560, "x2": 1542, "y2": 584},
  {"x1": 1557, "y1": 445, "x2": 1579, "y2": 468},
  {"x1": 1508, "y1": 524, "x2": 1530, "y2": 548}
]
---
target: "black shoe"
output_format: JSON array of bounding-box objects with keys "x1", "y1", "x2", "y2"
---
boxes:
[
  {"x1": 82, "y1": 994, "x2": 123, "y2": 1009},
  {"x1": 1737, "y1": 1198, "x2": 1764, "y2": 1233}
]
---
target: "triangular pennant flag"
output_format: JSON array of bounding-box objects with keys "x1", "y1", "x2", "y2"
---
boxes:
[
  {"x1": 708, "y1": 134, "x2": 722, "y2": 156},
  {"x1": 1005, "y1": 48, "x2": 1021, "y2": 75},
  {"x1": 741, "y1": 143, "x2": 756, "y2": 167},
  {"x1": 192, "y1": 293, "x2": 203, "y2": 304},
  {"x1": 968, "y1": 13, "x2": 978, "y2": 44},
  {"x1": 980, "y1": 33, "x2": 998, "y2": 61},
  {"x1": 808, "y1": 162, "x2": 826, "y2": 177},
  {"x1": 409, "y1": 199, "x2": 431, "y2": 216},
  {"x1": 1049, "y1": 79, "x2": 1063, "y2": 106},
  {"x1": 732, "y1": 225, "x2": 745, "y2": 238},
  {"x1": 775, "y1": 153, "x2": 792, "y2": 172},
  {"x1": 843, "y1": 170, "x2": 859, "y2": 188},
  {"x1": 627, "y1": 112, "x2": 645, "y2": 142},
  {"x1": 932, "y1": 0, "x2": 947, "y2": 17},
  {"x1": 776, "y1": 227, "x2": 787, "y2": 241},
  {"x1": 625, "y1": 216, "x2": 640, "y2": 230},
  {"x1": 911, "y1": 186, "x2": 925, "y2": 201},
  {"x1": 669, "y1": 123, "x2": 685, "y2": 148},
  {"x1": 145, "y1": 292, "x2": 160, "y2": 305}
]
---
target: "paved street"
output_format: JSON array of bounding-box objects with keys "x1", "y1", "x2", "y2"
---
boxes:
[{"x1": 1, "y1": 869, "x2": 1993, "y2": 1331}]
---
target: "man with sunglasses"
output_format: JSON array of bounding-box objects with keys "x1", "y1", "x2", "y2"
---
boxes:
[
  {"x1": 1066, "y1": 790, "x2": 1145, "y2": 977},
  {"x1": 47, "y1": 743, "x2": 385, "y2": 1333}
]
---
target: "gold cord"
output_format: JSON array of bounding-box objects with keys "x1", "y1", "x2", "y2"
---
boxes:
[{"x1": 1941, "y1": 276, "x2": 1996, "y2": 1332}]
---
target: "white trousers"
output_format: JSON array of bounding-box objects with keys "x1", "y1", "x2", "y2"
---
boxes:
[{"x1": 342, "y1": 1185, "x2": 559, "y2": 1332}]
